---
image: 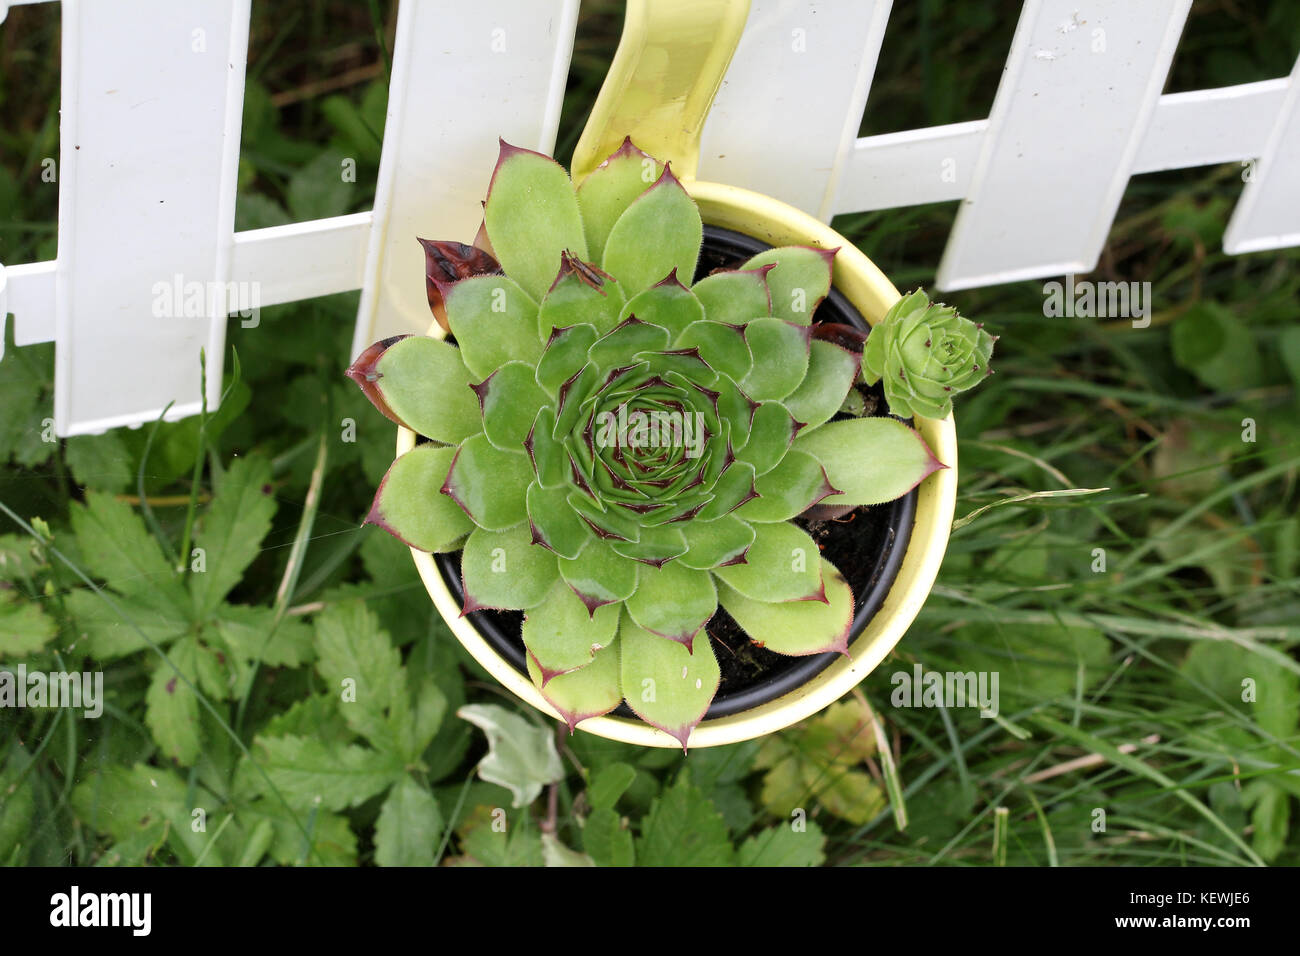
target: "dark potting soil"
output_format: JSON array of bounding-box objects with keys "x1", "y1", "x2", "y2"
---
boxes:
[{"x1": 432, "y1": 225, "x2": 917, "y2": 718}]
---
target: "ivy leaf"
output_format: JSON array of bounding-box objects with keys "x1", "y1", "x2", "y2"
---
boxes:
[
  {"x1": 0, "y1": 589, "x2": 56, "y2": 658},
  {"x1": 253, "y1": 735, "x2": 404, "y2": 812},
  {"x1": 636, "y1": 776, "x2": 733, "y2": 866},
  {"x1": 457, "y1": 704, "x2": 563, "y2": 808},
  {"x1": 737, "y1": 820, "x2": 827, "y2": 866},
  {"x1": 374, "y1": 775, "x2": 444, "y2": 867},
  {"x1": 191, "y1": 454, "x2": 277, "y2": 617}
]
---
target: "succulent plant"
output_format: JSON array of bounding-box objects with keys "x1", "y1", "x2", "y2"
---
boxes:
[
  {"x1": 348, "y1": 138, "x2": 960, "y2": 748},
  {"x1": 861, "y1": 289, "x2": 996, "y2": 420}
]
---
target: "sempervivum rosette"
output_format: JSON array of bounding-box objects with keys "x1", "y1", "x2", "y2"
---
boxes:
[{"x1": 348, "y1": 138, "x2": 948, "y2": 748}]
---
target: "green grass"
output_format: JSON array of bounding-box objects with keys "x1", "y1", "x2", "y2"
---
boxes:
[{"x1": 0, "y1": 0, "x2": 1297, "y2": 867}]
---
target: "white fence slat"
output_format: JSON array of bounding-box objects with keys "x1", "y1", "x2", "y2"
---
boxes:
[
  {"x1": 55, "y1": 0, "x2": 249, "y2": 435},
  {"x1": 350, "y1": 0, "x2": 579, "y2": 357},
  {"x1": 1136, "y1": 79, "x2": 1288, "y2": 174},
  {"x1": 1224, "y1": 56, "x2": 1300, "y2": 255},
  {"x1": 698, "y1": 0, "x2": 892, "y2": 221},
  {"x1": 935, "y1": 0, "x2": 1193, "y2": 291},
  {"x1": 231, "y1": 212, "x2": 371, "y2": 308}
]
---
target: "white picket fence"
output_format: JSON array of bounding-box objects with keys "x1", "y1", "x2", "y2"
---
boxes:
[{"x1": 1, "y1": 0, "x2": 1297, "y2": 436}]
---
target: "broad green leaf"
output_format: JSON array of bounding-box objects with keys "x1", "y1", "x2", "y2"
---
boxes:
[
  {"x1": 361, "y1": 335, "x2": 480, "y2": 444},
  {"x1": 737, "y1": 821, "x2": 826, "y2": 866},
  {"x1": 63, "y1": 587, "x2": 190, "y2": 659},
  {"x1": 587, "y1": 762, "x2": 637, "y2": 810},
  {"x1": 287, "y1": 148, "x2": 354, "y2": 220},
  {"x1": 1171, "y1": 302, "x2": 1262, "y2": 392},
  {"x1": 691, "y1": 267, "x2": 771, "y2": 325},
  {"x1": 236, "y1": 799, "x2": 358, "y2": 867},
  {"x1": 71, "y1": 764, "x2": 190, "y2": 848},
  {"x1": 620, "y1": 615, "x2": 720, "y2": 749},
  {"x1": 70, "y1": 491, "x2": 188, "y2": 609},
  {"x1": 367, "y1": 444, "x2": 474, "y2": 551},
  {"x1": 577, "y1": 138, "x2": 662, "y2": 261},
  {"x1": 538, "y1": 261, "x2": 623, "y2": 337},
  {"x1": 444, "y1": 274, "x2": 544, "y2": 379},
  {"x1": 583, "y1": 807, "x2": 635, "y2": 866},
  {"x1": 457, "y1": 813, "x2": 544, "y2": 867},
  {"x1": 742, "y1": 318, "x2": 811, "y2": 400},
  {"x1": 675, "y1": 319, "x2": 753, "y2": 382},
  {"x1": 461, "y1": 523, "x2": 559, "y2": 611},
  {"x1": 0, "y1": 589, "x2": 55, "y2": 658},
  {"x1": 718, "y1": 558, "x2": 853, "y2": 655},
  {"x1": 477, "y1": 361, "x2": 549, "y2": 452},
  {"x1": 457, "y1": 703, "x2": 564, "y2": 807},
  {"x1": 557, "y1": 538, "x2": 639, "y2": 612},
  {"x1": 64, "y1": 431, "x2": 133, "y2": 492},
  {"x1": 0, "y1": 747, "x2": 35, "y2": 863},
  {"x1": 484, "y1": 142, "x2": 588, "y2": 300},
  {"x1": 528, "y1": 640, "x2": 622, "y2": 731},
  {"x1": 795, "y1": 416, "x2": 944, "y2": 506},
  {"x1": 618, "y1": 276, "x2": 705, "y2": 338},
  {"x1": 735, "y1": 401, "x2": 796, "y2": 475},
  {"x1": 521, "y1": 581, "x2": 619, "y2": 679},
  {"x1": 145, "y1": 638, "x2": 203, "y2": 765},
  {"x1": 1242, "y1": 781, "x2": 1289, "y2": 863},
  {"x1": 678, "y1": 514, "x2": 756, "y2": 569},
  {"x1": 396, "y1": 677, "x2": 449, "y2": 762},
  {"x1": 636, "y1": 777, "x2": 732, "y2": 865},
  {"x1": 742, "y1": 245, "x2": 835, "y2": 324},
  {"x1": 784, "y1": 339, "x2": 861, "y2": 428},
  {"x1": 191, "y1": 454, "x2": 277, "y2": 616},
  {"x1": 624, "y1": 560, "x2": 717, "y2": 646},
  {"x1": 542, "y1": 833, "x2": 597, "y2": 867},
  {"x1": 212, "y1": 603, "x2": 314, "y2": 668},
  {"x1": 601, "y1": 168, "x2": 702, "y2": 296},
  {"x1": 443, "y1": 434, "x2": 531, "y2": 531},
  {"x1": 712, "y1": 521, "x2": 824, "y2": 603},
  {"x1": 313, "y1": 600, "x2": 401, "y2": 747},
  {"x1": 735, "y1": 450, "x2": 837, "y2": 523},
  {"x1": 374, "y1": 776, "x2": 444, "y2": 867},
  {"x1": 254, "y1": 735, "x2": 404, "y2": 812},
  {"x1": 526, "y1": 481, "x2": 591, "y2": 559}
]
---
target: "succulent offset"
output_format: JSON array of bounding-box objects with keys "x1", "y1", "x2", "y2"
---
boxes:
[
  {"x1": 862, "y1": 289, "x2": 997, "y2": 420},
  {"x1": 348, "y1": 138, "x2": 960, "y2": 748}
]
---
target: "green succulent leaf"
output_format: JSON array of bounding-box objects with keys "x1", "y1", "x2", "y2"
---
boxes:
[
  {"x1": 367, "y1": 444, "x2": 474, "y2": 552},
  {"x1": 535, "y1": 323, "x2": 599, "y2": 396},
  {"x1": 619, "y1": 614, "x2": 720, "y2": 750},
  {"x1": 443, "y1": 434, "x2": 531, "y2": 530},
  {"x1": 483, "y1": 141, "x2": 588, "y2": 301},
  {"x1": 675, "y1": 319, "x2": 753, "y2": 382},
  {"x1": 783, "y1": 339, "x2": 861, "y2": 429},
  {"x1": 601, "y1": 166, "x2": 702, "y2": 296},
  {"x1": 795, "y1": 417, "x2": 944, "y2": 506},
  {"x1": 476, "y1": 361, "x2": 548, "y2": 452},
  {"x1": 522, "y1": 581, "x2": 619, "y2": 681},
  {"x1": 444, "y1": 274, "x2": 543, "y2": 379},
  {"x1": 735, "y1": 401, "x2": 796, "y2": 476},
  {"x1": 618, "y1": 274, "x2": 705, "y2": 339},
  {"x1": 718, "y1": 558, "x2": 854, "y2": 656},
  {"x1": 461, "y1": 523, "x2": 559, "y2": 611},
  {"x1": 691, "y1": 267, "x2": 772, "y2": 325},
  {"x1": 712, "y1": 521, "x2": 825, "y2": 603},
  {"x1": 624, "y1": 559, "x2": 718, "y2": 648},
  {"x1": 742, "y1": 245, "x2": 835, "y2": 324},
  {"x1": 525, "y1": 481, "x2": 591, "y2": 559},
  {"x1": 538, "y1": 255, "x2": 624, "y2": 337},
  {"x1": 742, "y1": 318, "x2": 812, "y2": 401},
  {"x1": 558, "y1": 538, "x2": 640, "y2": 613},
  {"x1": 735, "y1": 450, "x2": 837, "y2": 523},
  {"x1": 346, "y1": 335, "x2": 480, "y2": 444},
  {"x1": 677, "y1": 514, "x2": 756, "y2": 569},
  {"x1": 576, "y1": 137, "x2": 662, "y2": 263},
  {"x1": 527, "y1": 640, "x2": 622, "y2": 732}
]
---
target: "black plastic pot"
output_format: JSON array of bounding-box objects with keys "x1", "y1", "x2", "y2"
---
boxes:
[{"x1": 434, "y1": 225, "x2": 916, "y2": 719}]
